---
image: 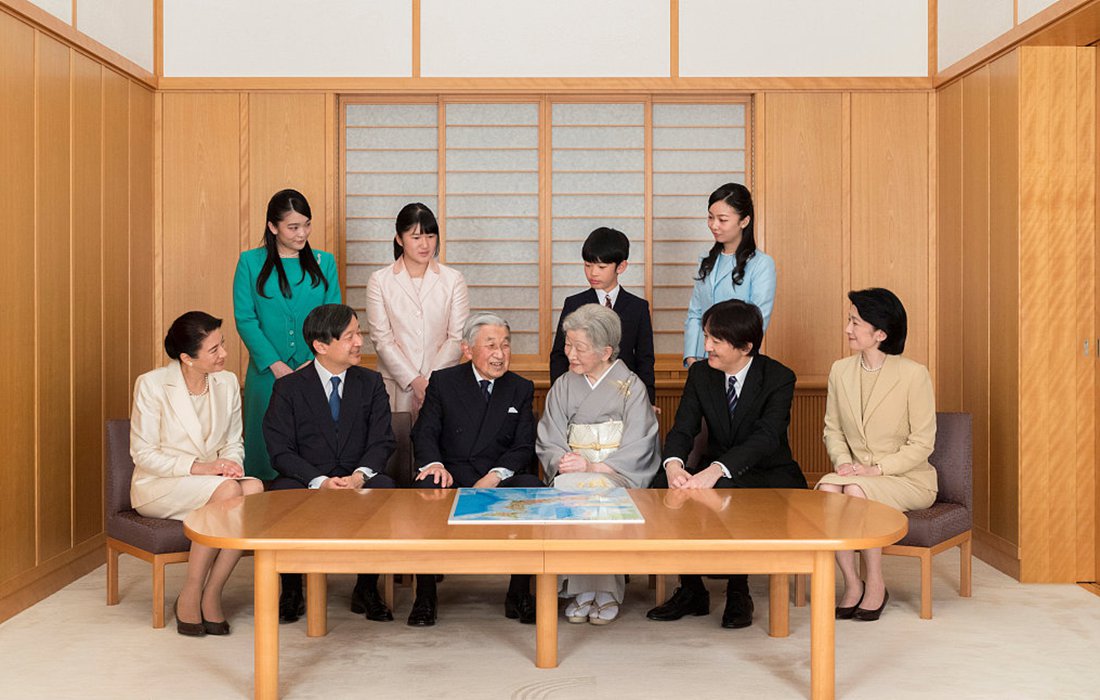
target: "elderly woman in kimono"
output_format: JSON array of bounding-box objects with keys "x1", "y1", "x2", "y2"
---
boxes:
[{"x1": 536, "y1": 303, "x2": 661, "y2": 625}]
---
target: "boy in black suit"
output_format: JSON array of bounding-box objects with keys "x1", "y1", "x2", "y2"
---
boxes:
[
  {"x1": 263, "y1": 304, "x2": 397, "y2": 625},
  {"x1": 549, "y1": 227, "x2": 657, "y2": 404}
]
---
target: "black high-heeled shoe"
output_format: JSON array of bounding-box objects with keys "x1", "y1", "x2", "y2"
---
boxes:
[
  {"x1": 835, "y1": 583, "x2": 865, "y2": 620},
  {"x1": 853, "y1": 589, "x2": 889, "y2": 622},
  {"x1": 202, "y1": 616, "x2": 230, "y2": 635},
  {"x1": 174, "y1": 597, "x2": 206, "y2": 637}
]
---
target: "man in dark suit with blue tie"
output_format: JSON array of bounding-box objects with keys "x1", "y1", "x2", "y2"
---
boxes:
[
  {"x1": 647, "y1": 300, "x2": 806, "y2": 629},
  {"x1": 263, "y1": 303, "x2": 397, "y2": 625},
  {"x1": 409, "y1": 312, "x2": 542, "y2": 626}
]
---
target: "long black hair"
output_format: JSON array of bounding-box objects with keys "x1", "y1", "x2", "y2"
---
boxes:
[
  {"x1": 256, "y1": 189, "x2": 329, "y2": 299},
  {"x1": 695, "y1": 182, "x2": 757, "y2": 288}
]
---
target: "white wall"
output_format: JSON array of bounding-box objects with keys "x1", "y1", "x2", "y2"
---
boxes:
[
  {"x1": 421, "y1": 0, "x2": 669, "y2": 77},
  {"x1": 163, "y1": 0, "x2": 411, "y2": 77},
  {"x1": 679, "y1": 0, "x2": 928, "y2": 77},
  {"x1": 27, "y1": 0, "x2": 71, "y2": 24},
  {"x1": 1018, "y1": 0, "x2": 1062, "y2": 22},
  {"x1": 937, "y1": 0, "x2": 1014, "y2": 71},
  {"x1": 77, "y1": 0, "x2": 154, "y2": 72}
]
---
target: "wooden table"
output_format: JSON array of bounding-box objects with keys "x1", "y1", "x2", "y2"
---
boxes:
[{"x1": 185, "y1": 487, "x2": 907, "y2": 700}]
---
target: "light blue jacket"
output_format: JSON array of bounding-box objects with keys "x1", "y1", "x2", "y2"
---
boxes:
[{"x1": 683, "y1": 250, "x2": 776, "y2": 362}]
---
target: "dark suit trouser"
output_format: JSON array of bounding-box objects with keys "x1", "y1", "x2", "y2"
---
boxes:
[
  {"x1": 649, "y1": 471, "x2": 759, "y2": 596},
  {"x1": 415, "y1": 473, "x2": 543, "y2": 597},
  {"x1": 267, "y1": 473, "x2": 398, "y2": 594}
]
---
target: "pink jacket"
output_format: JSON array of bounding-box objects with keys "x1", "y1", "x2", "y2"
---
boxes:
[{"x1": 365, "y1": 257, "x2": 469, "y2": 413}]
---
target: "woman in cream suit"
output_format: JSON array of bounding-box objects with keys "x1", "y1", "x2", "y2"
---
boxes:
[
  {"x1": 366, "y1": 203, "x2": 469, "y2": 418},
  {"x1": 817, "y1": 288, "x2": 937, "y2": 622},
  {"x1": 130, "y1": 312, "x2": 263, "y2": 636}
]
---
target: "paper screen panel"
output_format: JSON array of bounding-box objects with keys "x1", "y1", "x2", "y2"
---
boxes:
[
  {"x1": 345, "y1": 103, "x2": 439, "y2": 351},
  {"x1": 444, "y1": 102, "x2": 540, "y2": 355},
  {"x1": 651, "y1": 102, "x2": 749, "y2": 357}
]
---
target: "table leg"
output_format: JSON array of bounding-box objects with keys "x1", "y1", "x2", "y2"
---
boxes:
[
  {"x1": 810, "y1": 551, "x2": 835, "y2": 700},
  {"x1": 535, "y1": 574, "x2": 558, "y2": 669},
  {"x1": 306, "y1": 573, "x2": 327, "y2": 637},
  {"x1": 254, "y1": 550, "x2": 279, "y2": 700},
  {"x1": 768, "y1": 573, "x2": 789, "y2": 638}
]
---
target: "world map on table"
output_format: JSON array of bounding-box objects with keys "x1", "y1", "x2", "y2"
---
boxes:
[{"x1": 448, "y1": 487, "x2": 644, "y2": 524}]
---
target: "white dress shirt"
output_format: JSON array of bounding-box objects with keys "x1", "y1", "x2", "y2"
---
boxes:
[{"x1": 595, "y1": 285, "x2": 620, "y2": 309}]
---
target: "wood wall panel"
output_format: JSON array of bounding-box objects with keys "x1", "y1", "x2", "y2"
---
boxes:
[
  {"x1": 35, "y1": 33, "x2": 73, "y2": 562},
  {"x1": 0, "y1": 11, "x2": 38, "y2": 585},
  {"x1": 762, "y1": 93, "x2": 845, "y2": 383},
  {"x1": 72, "y1": 51, "x2": 103, "y2": 545},
  {"x1": 1075, "y1": 48, "x2": 1096, "y2": 583},
  {"x1": 850, "y1": 92, "x2": 931, "y2": 366},
  {"x1": 129, "y1": 83, "x2": 156, "y2": 391},
  {"x1": 936, "y1": 80, "x2": 964, "y2": 414},
  {"x1": 161, "y1": 93, "x2": 242, "y2": 377},
  {"x1": 987, "y1": 49, "x2": 1020, "y2": 546},
  {"x1": 961, "y1": 66, "x2": 992, "y2": 534},
  {"x1": 102, "y1": 69, "x2": 130, "y2": 421}
]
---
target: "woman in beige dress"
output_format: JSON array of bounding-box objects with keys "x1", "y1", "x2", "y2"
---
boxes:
[
  {"x1": 537, "y1": 303, "x2": 661, "y2": 624},
  {"x1": 817, "y1": 288, "x2": 937, "y2": 622},
  {"x1": 130, "y1": 311, "x2": 263, "y2": 636},
  {"x1": 366, "y1": 203, "x2": 469, "y2": 419}
]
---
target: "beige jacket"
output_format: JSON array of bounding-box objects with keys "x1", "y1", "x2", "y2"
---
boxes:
[
  {"x1": 129, "y1": 361, "x2": 244, "y2": 509},
  {"x1": 365, "y1": 257, "x2": 469, "y2": 413},
  {"x1": 823, "y1": 354, "x2": 938, "y2": 492}
]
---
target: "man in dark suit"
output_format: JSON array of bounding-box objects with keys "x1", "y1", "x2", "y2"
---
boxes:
[
  {"x1": 549, "y1": 227, "x2": 656, "y2": 403},
  {"x1": 409, "y1": 311, "x2": 542, "y2": 626},
  {"x1": 264, "y1": 303, "x2": 397, "y2": 625},
  {"x1": 647, "y1": 299, "x2": 806, "y2": 629}
]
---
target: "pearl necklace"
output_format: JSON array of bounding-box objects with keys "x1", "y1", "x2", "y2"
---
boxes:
[
  {"x1": 187, "y1": 373, "x2": 210, "y2": 397},
  {"x1": 859, "y1": 356, "x2": 884, "y2": 373}
]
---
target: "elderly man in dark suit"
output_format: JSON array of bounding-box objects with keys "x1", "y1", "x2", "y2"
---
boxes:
[
  {"x1": 263, "y1": 304, "x2": 397, "y2": 625},
  {"x1": 647, "y1": 299, "x2": 806, "y2": 629},
  {"x1": 409, "y1": 311, "x2": 542, "y2": 627}
]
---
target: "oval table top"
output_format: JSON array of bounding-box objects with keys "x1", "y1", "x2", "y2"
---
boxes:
[{"x1": 184, "y1": 488, "x2": 908, "y2": 553}]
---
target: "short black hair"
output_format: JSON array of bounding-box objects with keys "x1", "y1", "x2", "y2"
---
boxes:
[
  {"x1": 164, "y1": 311, "x2": 222, "y2": 360},
  {"x1": 702, "y1": 299, "x2": 763, "y2": 356},
  {"x1": 303, "y1": 304, "x2": 358, "y2": 355},
  {"x1": 848, "y1": 288, "x2": 907, "y2": 355},
  {"x1": 393, "y1": 202, "x2": 440, "y2": 260},
  {"x1": 581, "y1": 227, "x2": 630, "y2": 265}
]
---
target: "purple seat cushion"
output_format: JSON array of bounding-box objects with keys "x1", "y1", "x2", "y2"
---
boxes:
[
  {"x1": 894, "y1": 502, "x2": 970, "y2": 548},
  {"x1": 106, "y1": 510, "x2": 192, "y2": 554}
]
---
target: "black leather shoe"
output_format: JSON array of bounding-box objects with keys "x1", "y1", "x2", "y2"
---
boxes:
[
  {"x1": 174, "y1": 597, "x2": 205, "y2": 637},
  {"x1": 504, "y1": 592, "x2": 536, "y2": 624},
  {"x1": 853, "y1": 589, "x2": 888, "y2": 622},
  {"x1": 721, "y1": 591, "x2": 754, "y2": 629},
  {"x1": 351, "y1": 583, "x2": 393, "y2": 622},
  {"x1": 835, "y1": 582, "x2": 866, "y2": 620},
  {"x1": 646, "y1": 587, "x2": 710, "y2": 621},
  {"x1": 279, "y1": 587, "x2": 305, "y2": 624},
  {"x1": 407, "y1": 594, "x2": 437, "y2": 626}
]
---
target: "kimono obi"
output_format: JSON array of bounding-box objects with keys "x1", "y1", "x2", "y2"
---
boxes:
[{"x1": 567, "y1": 420, "x2": 624, "y2": 463}]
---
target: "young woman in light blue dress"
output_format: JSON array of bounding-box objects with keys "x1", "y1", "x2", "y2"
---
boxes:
[{"x1": 682, "y1": 183, "x2": 776, "y2": 365}]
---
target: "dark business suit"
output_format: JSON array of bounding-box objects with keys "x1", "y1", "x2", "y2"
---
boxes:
[
  {"x1": 411, "y1": 362, "x2": 541, "y2": 618},
  {"x1": 263, "y1": 361, "x2": 397, "y2": 611},
  {"x1": 550, "y1": 288, "x2": 656, "y2": 403},
  {"x1": 653, "y1": 354, "x2": 805, "y2": 613},
  {"x1": 264, "y1": 362, "x2": 396, "y2": 488}
]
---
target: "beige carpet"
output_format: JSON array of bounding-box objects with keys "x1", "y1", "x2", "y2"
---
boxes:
[{"x1": 0, "y1": 552, "x2": 1097, "y2": 699}]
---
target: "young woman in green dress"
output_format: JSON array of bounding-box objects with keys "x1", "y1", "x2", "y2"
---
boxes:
[{"x1": 232, "y1": 189, "x2": 341, "y2": 479}]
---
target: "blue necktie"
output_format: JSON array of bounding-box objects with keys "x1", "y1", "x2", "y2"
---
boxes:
[
  {"x1": 329, "y1": 376, "x2": 341, "y2": 422},
  {"x1": 479, "y1": 379, "x2": 491, "y2": 403},
  {"x1": 727, "y1": 376, "x2": 738, "y2": 416}
]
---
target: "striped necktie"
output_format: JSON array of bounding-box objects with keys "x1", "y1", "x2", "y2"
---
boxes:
[
  {"x1": 604, "y1": 295, "x2": 613, "y2": 309},
  {"x1": 727, "y1": 375, "x2": 738, "y2": 416}
]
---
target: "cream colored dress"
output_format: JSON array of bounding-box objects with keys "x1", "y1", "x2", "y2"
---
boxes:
[{"x1": 816, "y1": 354, "x2": 937, "y2": 512}]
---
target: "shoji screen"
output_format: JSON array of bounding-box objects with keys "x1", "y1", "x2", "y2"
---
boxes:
[
  {"x1": 343, "y1": 102, "x2": 439, "y2": 352},
  {"x1": 343, "y1": 96, "x2": 750, "y2": 365},
  {"x1": 651, "y1": 102, "x2": 748, "y2": 355},
  {"x1": 550, "y1": 103, "x2": 646, "y2": 346},
  {"x1": 444, "y1": 102, "x2": 541, "y2": 355}
]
